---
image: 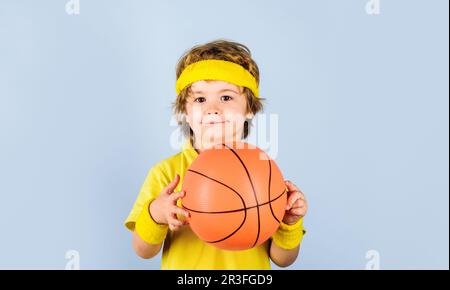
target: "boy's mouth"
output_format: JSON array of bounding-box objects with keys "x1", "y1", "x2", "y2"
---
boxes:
[{"x1": 201, "y1": 120, "x2": 230, "y2": 126}]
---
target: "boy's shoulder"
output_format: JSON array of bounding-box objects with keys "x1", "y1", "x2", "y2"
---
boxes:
[
  {"x1": 149, "y1": 148, "x2": 185, "y2": 176},
  {"x1": 148, "y1": 141, "x2": 196, "y2": 180}
]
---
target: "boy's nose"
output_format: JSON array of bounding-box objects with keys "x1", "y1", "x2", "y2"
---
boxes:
[
  {"x1": 205, "y1": 106, "x2": 220, "y2": 115},
  {"x1": 204, "y1": 103, "x2": 222, "y2": 116}
]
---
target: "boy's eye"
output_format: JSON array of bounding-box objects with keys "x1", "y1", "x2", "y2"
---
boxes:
[
  {"x1": 221, "y1": 95, "x2": 233, "y2": 102},
  {"x1": 194, "y1": 97, "x2": 206, "y2": 103}
]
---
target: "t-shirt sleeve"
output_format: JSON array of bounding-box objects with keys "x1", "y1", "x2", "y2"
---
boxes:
[{"x1": 124, "y1": 165, "x2": 171, "y2": 232}]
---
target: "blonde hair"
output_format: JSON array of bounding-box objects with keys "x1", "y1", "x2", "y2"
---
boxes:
[{"x1": 172, "y1": 39, "x2": 265, "y2": 145}]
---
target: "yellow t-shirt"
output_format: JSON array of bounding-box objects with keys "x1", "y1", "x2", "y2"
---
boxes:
[{"x1": 124, "y1": 140, "x2": 305, "y2": 270}]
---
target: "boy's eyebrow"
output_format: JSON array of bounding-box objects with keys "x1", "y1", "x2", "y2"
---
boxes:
[{"x1": 192, "y1": 89, "x2": 240, "y2": 95}]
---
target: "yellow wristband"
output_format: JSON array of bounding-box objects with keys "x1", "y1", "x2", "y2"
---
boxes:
[
  {"x1": 272, "y1": 218, "x2": 306, "y2": 250},
  {"x1": 135, "y1": 198, "x2": 169, "y2": 245}
]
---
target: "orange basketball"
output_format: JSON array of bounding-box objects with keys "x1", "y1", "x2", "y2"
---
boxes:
[{"x1": 181, "y1": 142, "x2": 287, "y2": 251}]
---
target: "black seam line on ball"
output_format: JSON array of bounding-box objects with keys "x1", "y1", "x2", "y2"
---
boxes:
[
  {"x1": 222, "y1": 144, "x2": 260, "y2": 248},
  {"x1": 184, "y1": 168, "x2": 247, "y2": 244},
  {"x1": 182, "y1": 186, "x2": 286, "y2": 214},
  {"x1": 268, "y1": 159, "x2": 281, "y2": 224}
]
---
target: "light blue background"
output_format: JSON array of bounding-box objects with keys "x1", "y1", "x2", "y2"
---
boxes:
[{"x1": 0, "y1": 0, "x2": 448, "y2": 269}]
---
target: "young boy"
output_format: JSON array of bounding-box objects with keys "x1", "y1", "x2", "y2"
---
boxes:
[{"x1": 124, "y1": 40, "x2": 308, "y2": 269}]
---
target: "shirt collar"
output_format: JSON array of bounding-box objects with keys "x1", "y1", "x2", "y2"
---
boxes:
[{"x1": 181, "y1": 139, "x2": 198, "y2": 163}]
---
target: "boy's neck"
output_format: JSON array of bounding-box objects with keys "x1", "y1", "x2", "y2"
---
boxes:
[{"x1": 193, "y1": 138, "x2": 243, "y2": 154}]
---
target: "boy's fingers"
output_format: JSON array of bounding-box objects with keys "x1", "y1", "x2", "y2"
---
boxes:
[
  {"x1": 290, "y1": 202, "x2": 306, "y2": 210},
  {"x1": 289, "y1": 207, "x2": 306, "y2": 216},
  {"x1": 164, "y1": 174, "x2": 180, "y2": 194},
  {"x1": 170, "y1": 190, "x2": 186, "y2": 202},
  {"x1": 285, "y1": 181, "x2": 305, "y2": 195},
  {"x1": 168, "y1": 216, "x2": 184, "y2": 227},
  {"x1": 289, "y1": 201, "x2": 308, "y2": 214},
  {"x1": 168, "y1": 216, "x2": 189, "y2": 231},
  {"x1": 169, "y1": 223, "x2": 180, "y2": 231},
  {"x1": 297, "y1": 190, "x2": 306, "y2": 201},
  {"x1": 286, "y1": 192, "x2": 302, "y2": 210},
  {"x1": 285, "y1": 180, "x2": 300, "y2": 192},
  {"x1": 293, "y1": 197, "x2": 307, "y2": 208},
  {"x1": 172, "y1": 206, "x2": 190, "y2": 218}
]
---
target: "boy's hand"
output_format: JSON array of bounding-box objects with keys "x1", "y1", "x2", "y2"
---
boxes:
[
  {"x1": 282, "y1": 180, "x2": 308, "y2": 225},
  {"x1": 149, "y1": 174, "x2": 190, "y2": 231}
]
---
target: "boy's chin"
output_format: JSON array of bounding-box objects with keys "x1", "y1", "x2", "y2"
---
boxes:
[{"x1": 196, "y1": 134, "x2": 242, "y2": 149}]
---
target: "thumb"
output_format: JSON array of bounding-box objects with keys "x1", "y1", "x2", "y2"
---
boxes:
[
  {"x1": 163, "y1": 174, "x2": 180, "y2": 195},
  {"x1": 285, "y1": 180, "x2": 296, "y2": 192}
]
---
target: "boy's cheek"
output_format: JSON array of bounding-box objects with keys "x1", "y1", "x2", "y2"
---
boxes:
[{"x1": 185, "y1": 114, "x2": 201, "y2": 129}]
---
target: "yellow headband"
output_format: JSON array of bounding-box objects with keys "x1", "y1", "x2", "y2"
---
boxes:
[{"x1": 175, "y1": 59, "x2": 259, "y2": 97}]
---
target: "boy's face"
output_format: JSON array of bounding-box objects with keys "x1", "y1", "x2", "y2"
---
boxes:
[{"x1": 185, "y1": 80, "x2": 254, "y2": 149}]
